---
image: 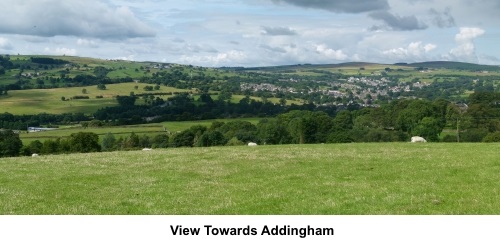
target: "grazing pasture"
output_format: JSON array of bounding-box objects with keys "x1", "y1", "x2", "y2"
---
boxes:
[
  {"x1": 0, "y1": 143, "x2": 498, "y2": 214},
  {"x1": 0, "y1": 82, "x2": 192, "y2": 114}
]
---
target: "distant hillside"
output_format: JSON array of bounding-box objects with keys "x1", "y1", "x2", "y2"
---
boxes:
[
  {"x1": 227, "y1": 62, "x2": 379, "y2": 72},
  {"x1": 399, "y1": 61, "x2": 500, "y2": 72},
  {"x1": 224, "y1": 61, "x2": 500, "y2": 73}
]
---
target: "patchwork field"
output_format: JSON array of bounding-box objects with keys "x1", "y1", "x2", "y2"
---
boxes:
[
  {"x1": 1, "y1": 143, "x2": 498, "y2": 214},
  {"x1": 0, "y1": 82, "x2": 193, "y2": 114}
]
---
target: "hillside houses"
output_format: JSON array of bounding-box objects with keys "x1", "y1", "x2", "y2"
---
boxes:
[{"x1": 239, "y1": 75, "x2": 430, "y2": 107}]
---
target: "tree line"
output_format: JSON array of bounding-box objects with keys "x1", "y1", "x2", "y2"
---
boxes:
[{"x1": 2, "y1": 92, "x2": 499, "y2": 158}]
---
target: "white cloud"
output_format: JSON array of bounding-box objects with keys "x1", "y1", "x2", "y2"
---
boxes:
[
  {"x1": 77, "y1": 39, "x2": 99, "y2": 48},
  {"x1": 455, "y1": 27, "x2": 485, "y2": 43},
  {"x1": 177, "y1": 50, "x2": 248, "y2": 66},
  {"x1": 315, "y1": 44, "x2": 348, "y2": 60},
  {"x1": 448, "y1": 27, "x2": 485, "y2": 63},
  {"x1": 44, "y1": 47, "x2": 77, "y2": 56},
  {"x1": 0, "y1": 37, "x2": 13, "y2": 50},
  {"x1": 0, "y1": 0, "x2": 156, "y2": 39},
  {"x1": 1, "y1": 1, "x2": 500, "y2": 66},
  {"x1": 382, "y1": 41, "x2": 436, "y2": 59},
  {"x1": 114, "y1": 55, "x2": 135, "y2": 61}
]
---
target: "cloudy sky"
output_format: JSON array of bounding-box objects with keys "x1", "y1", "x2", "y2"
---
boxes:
[{"x1": 1, "y1": 0, "x2": 499, "y2": 67}]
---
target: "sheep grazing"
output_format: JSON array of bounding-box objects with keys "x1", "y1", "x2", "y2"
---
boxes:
[
  {"x1": 142, "y1": 148, "x2": 153, "y2": 151},
  {"x1": 411, "y1": 136, "x2": 427, "y2": 143},
  {"x1": 248, "y1": 142, "x2": 258, "y2": 146},
  {"x1": 32, "y1": 153, "x2": 39, "y2": 157}
]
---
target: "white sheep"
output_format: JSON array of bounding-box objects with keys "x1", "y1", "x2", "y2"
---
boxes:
[
  {"x1": 32, "y1": 153, "x2": 39, "y2": 157},
  {"x1": 411, "y1": 136, "x2": 427, "y2": 143},
  {"x1": 247, "y1": 142, "x2": 258, "y2": 146},
  {"x1": 142, "y1": 148, "x2": 153, "y2": 151}
]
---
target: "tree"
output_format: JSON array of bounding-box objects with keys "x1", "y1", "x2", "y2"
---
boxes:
[
  {"x1": 41, "y1": 139, "x2": 60, "y2": 154},
  {"x1": 412, "y1": 117, "x2": 442, "y2": 142},
  {"x1": 199, "y1": 93, "x2": 214, "y2": 106},
  {"x1": 28, "y1": 140, "x2": 43, "y2": 154},
  {"x1": 483, "y1": 132, "x2": 500, "y2": 142},
  {"x1": 94, "y1": 66, "x2": 109, "y2": 78},
  {"x1": 172, "y1": 126, "x2": 207, "y2": 147},
  {"x1": 196, "y1": 131, "x2": 226, "y2": 147},
  {"x1": 257, "y1": 119, "x2": 290, "y2": 145},
  {"x1": 116, "y1": 95, "x2": 137, "y2": 107},
  {"x1": 0, "y1": 130, "x2": 23, "y2": 157},
  {"x1": 152, "y1": 134, "x2": 169, "y2": 148},
  {"x1": 279, "y1": 97, "x2": 287, "y2": 106},
  {"x1": 69, "y1": 132, "x2": 101, "y2": 153},
  {"x1": 97, "y1": 84, "x2": 106, "y2": 90},
  {"x1": 396, "y1": 100, "x2": 442, "y2": 134},
  {"x1": 101, "y1": 132, "x2": 116, "y2": 151},
  {"x1": 333, "y1": 110, "x2": 353, "y2": 131},
  {"x1": 82, "y1": 88, "x2": 87, "y2": 94},
  {"x1": 139, "y1": 134, "x2": 152, "y2": 148},
  {"x1": 226, "y1": 137, "x2": 244, "y2": 146},
  {"x1": 123, "y1": 132, "x2": 140, "y2": 149}
]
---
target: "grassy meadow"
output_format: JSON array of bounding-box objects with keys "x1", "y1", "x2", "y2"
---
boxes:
[
  {"x1": 1, "y1": 143, "x2": 499, "y2": 214},
  {"x1": 0, "y1": 82, "x2": 192, "y2": 114}
]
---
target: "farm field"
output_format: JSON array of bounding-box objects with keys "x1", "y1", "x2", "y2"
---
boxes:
[
  {"x1": 0, "y1": 82, "x2": 193, "y2": 115},
  {"x1": 19, "y1": 118, "x2": 265, "y2": 144},
  {"x1": 1, "y1": 143, "x2": 499, "y2": 215}
]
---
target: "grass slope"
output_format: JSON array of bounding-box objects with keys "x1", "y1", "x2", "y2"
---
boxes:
[
  {"x1": 0, "y1": 82, "x2": 192, "y2": 114},
  {"x1": 1, "y1": 143, "x2": 499, "y2": 214}
]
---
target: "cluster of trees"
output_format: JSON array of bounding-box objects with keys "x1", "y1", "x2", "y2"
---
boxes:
[
  {"x1": 1, "y1": 131, "x2": 101, "y2": 158},
  {"x1": 0, "y1": 55, "x2": 14, "y2": 74},
  {"x1": 94, "y1": 93, "x2": 324, "y2": 125},
  {"x1": 0, "y1": 112, "x2": 90, "y2": 130},
  {"x1": 0, "y1": 130, "x2": 23, "y2": 157},
  {"x1": 100, "y1": 132, "x2": 170, "y2": 151},
  {"x1": 0, "y1": 85, "x2": 8, "y2": 96},
  {"x1": 165, "y1": 93, "x2": 500, "y2": 146},
  {"x1": 1, "y1": 130, "x2": 170, "y2": 158},
  {"x1": 2, "y1": 92, "x2": 499, "y2": 158},
  {"x1": 30, "y1": 57, "x2": 69, "y2": 65},
  {"x1": 450, "y1": 92, "x2": 500, "y2": 142}
]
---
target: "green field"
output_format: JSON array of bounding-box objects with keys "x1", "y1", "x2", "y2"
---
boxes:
[
  {"x1": 19, "y1": 118, "x2": 264, "y2": 144},
  {"x1": 0, "y1": 82, "x2": 192, "y2": 114},
  {"x1": 1, "y1": 143, "x2": 499, "y2": 214}
]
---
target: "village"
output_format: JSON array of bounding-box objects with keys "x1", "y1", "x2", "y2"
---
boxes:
[{"x1": 240, "y1": 75, "x2": 430, "y2": 106}]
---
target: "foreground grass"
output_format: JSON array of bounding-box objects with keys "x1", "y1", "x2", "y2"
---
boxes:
[{"x1": 1, "y1": 143, "x2": 499, "y2": 214}]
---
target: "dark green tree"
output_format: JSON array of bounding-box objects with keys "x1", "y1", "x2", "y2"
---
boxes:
[
  {"x1": 152, "y1": 134, "x2": 169, "y2": 148},
  {"x1": 41, "y1": 139, "x2": 60, "y2": 154},
  {"x1": 101, "y1": 132, "x2": 116, "y2": 151},
  {"x1": 0, "y1": 130, "x2": 23, "y2": 157},
  {"x1": 196, "y1": 131, "x2": 226, "y2": 147},
  {"x1": 69, "y1": 132, "x2": 101, "y2": 153},
  {"x1": 116, "y1": 95, "x2": 137, "y2": 107}
]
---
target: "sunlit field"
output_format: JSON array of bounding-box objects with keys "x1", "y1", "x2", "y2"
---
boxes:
[{"x1": 1, "y1": 143, "x2": 499, "y2": 215}]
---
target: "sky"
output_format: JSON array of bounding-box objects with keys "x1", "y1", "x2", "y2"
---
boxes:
[{"x1": 1, "y1": 0, "x2": 500, "y2": 67}]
